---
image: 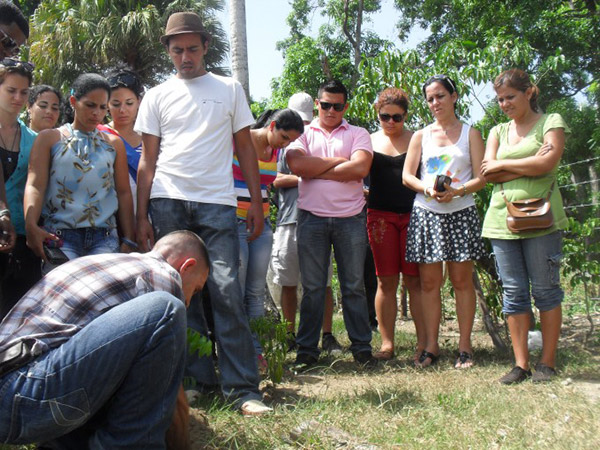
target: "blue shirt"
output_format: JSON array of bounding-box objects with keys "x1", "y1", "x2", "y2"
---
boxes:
[
  {"x1": 4, "y1": 120, "x2": 37, "y2": 235},
  {"x1": 42, "y1": 124, "x2": 118, "y2": 230}
]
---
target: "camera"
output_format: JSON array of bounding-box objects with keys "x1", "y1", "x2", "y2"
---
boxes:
[{"x1": 434, "y1": 174, "x2": 452, "y2": 192}]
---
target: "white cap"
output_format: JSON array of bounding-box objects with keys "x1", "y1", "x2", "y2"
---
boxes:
[{"x1": 287, "y1": 92, "x2": 314, "y2": 122}]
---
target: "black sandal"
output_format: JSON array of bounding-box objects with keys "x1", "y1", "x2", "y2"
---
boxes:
[
  {"x1": 455, "y1": 351, "x2": 473, "y2": 369},
  {"x1": 416, "y1": 350, "x2": 439, "y2": 368}
]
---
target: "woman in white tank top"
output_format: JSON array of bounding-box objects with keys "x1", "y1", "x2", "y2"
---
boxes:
[{"x1": 402, "y1": 74, "x2": 486, "y2": 369}]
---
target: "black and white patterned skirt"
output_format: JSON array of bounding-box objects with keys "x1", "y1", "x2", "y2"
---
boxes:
[{"x1": 406, "y1": 205, "x2": 486, "y2": 263}]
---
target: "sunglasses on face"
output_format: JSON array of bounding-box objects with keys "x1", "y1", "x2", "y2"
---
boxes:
[
  {"x1": 0, "y1": 58, "x2": 34, "y2": 72},
  {"x1": 0, "y1": 28, "x2": 19, "y2": 57},
  {"x1": 318, "y1": 101, "x2": 345, "y2": 112},
  {"x1": 108, "y1": 72, "x2": 139, "y2": 90},
  {"x1": 379, "y1": 113, "x2": 405, "y2": 123}
]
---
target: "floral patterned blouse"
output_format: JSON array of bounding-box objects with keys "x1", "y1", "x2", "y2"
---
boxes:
[{"x1": 42, "y1": 124, "x2": 118, "y2": 230}]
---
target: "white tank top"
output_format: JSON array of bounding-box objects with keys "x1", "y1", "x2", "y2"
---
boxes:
[{"x1": 413, "y1": 123, "x2": 476, "y2": 214}]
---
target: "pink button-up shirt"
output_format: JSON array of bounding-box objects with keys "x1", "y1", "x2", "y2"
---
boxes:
[{"x1": 288, "y1": 119, "x2": 373, "y2": 217}]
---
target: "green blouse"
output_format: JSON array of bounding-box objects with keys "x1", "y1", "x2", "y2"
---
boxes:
[{"x1": 481, "y1": 113, "x2": 571, "y2": 240}]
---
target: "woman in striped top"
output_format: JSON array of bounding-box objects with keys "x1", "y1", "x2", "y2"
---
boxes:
[{"x1": 233, "y1": 108, "x2": 304, "y2": 370}]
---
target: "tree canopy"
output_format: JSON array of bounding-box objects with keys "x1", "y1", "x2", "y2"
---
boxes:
[
  {"x1": 393, "y1": 0, "x2": 600, "y2": 102},
  {"x1": 27, "y1": 0, "x2": 229, "y2": 90}
]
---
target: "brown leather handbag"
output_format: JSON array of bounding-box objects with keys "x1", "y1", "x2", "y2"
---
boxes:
[{"x1": 501, "y1": 181, "x2": 555, "y2": 233}]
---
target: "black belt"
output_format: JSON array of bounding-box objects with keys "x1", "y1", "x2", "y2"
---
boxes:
[{"x1": 0, "y1": 340, "x2": 35, "y2": 378}]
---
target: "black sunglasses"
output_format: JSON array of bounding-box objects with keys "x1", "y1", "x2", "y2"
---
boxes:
[
  {"x1": 379, "y1": 113, "x2": 404, "y2": 123},
  {"x1": 318, "y1": 101, "x2": 345, "y2": 112},
  {"x1": 0, "y1": 29, "x2": 19, "y2": 57},
  {"x1": 108, "y1": 72, "x2": 139, "y2": 89},
  {"x1": 0, "y1": 58, "x2": 34, "y2": 73}
]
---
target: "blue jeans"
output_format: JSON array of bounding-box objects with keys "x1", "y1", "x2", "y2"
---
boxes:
[
  {"x1": 0, "y1": 292, "x2": 186, "y2": 448},
  {"x1": 296, "y1": 209, "x2": 372, "y2": 358},
  {"x1": 42, "y1": 228, "x2": 119, "y2": 274},
  {"x1": 150, "y1": 199, "x2": 261, "y2": 404},
  {"x1": 491, "y1": 231, "x2": 564, "y2": 315},
  {"x1": 238, "y1": 218, "x2": 273, "y2": 355}
]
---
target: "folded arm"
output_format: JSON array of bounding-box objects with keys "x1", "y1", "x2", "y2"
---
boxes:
[
  {"x1": 273, "y1": 172, "x2": 299, "y2": 189},
  {"x1": 317, "y1": 149, "x2": 373, "y2": 182},
  {"x1": 286, "y1": 149, "x2": 347, "y2": 178},
  {"x1": 481, "y1": 128, "x2": 565, "y2": 181}
]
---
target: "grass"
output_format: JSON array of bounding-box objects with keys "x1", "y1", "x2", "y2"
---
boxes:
[
  {"x1": 2, "y1": 313, "x2": 598, "y2": 449},
  {"x1": 186, "y1": 314, "x2": 600, "y2": 449}
]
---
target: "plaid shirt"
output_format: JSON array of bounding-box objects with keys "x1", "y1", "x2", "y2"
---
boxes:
[{"x1": 0, "y1": 252, "x2": 183, "y2": 360}]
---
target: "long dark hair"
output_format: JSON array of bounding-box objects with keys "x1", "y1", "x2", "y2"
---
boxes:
[{"x1": 252, "y1": 108, "x2": 304, "y2": 134}]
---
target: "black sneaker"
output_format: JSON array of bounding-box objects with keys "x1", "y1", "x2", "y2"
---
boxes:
[
  {"x1": 321, "y1": 333, "x2": 343, "y2": 355},
  {"x1": 532, "y1": 363, "x2": 557, "y2": 383},
  {"x1": 499, "y1": 366, "x2": 532, "y2": 385},
  {"x1": 293, "y1": 353, "x2": 318, "y2": 371},
  {"x1": 354, "y1": 351, "x2": 378, "y2": 368}
]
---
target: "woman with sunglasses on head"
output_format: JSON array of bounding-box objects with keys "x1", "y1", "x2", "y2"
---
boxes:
[
  {"x1": 27, "y1": 85, "x2": 62, "y2": 132},
  {"x1": 402, "y1": 74, "x2": 486, "y2": 369},
  {"x1": 24, "y1": 73, "x2": 135, "y2": 273},
  {"x1": 233, "y1": 108, "x2": 304, "y2": 371},
  {"x1": 367, "y1": 87, "x2": 425, "y2": 362},
  {"x1": 0, "y1": 58, "x2": 39, "y2": 319},
  {"x1": 98, "y1": 69, "x2": 143, "y2": 212},
  {"x1": 481, "y1": 69, "x2": 569, "y2": 384}
]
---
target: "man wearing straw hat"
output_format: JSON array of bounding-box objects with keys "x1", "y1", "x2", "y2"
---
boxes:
[{"x1": 135, "y1": 11, "x2": 270, "y2": 415}]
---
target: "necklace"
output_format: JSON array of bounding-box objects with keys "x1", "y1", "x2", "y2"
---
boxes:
[
  {"x1": 0, "y1": 123, "x2": 19, "y2": 163},
  {"x1": 440, "y1": 122, "x2": 461, "y2": 135}
]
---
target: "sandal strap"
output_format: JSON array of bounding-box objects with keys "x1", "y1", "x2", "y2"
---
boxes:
[
  {"x1": 457, "y1": 351, "x2": 472, "y2": 364},
  {"x1": 418, "y1": 350, "x2": 437, "y2": 363}
]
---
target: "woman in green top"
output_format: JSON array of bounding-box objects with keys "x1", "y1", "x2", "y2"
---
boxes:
[{"x1": 481, "y1": 69, "x2": 570, "y2": 385}]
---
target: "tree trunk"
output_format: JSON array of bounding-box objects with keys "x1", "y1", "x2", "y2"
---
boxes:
[{"x1": 229, "y1": 0, "x2": 250, "y2": 101}]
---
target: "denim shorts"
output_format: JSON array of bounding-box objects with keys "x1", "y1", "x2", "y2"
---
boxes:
[{"x1": 491, "y1": 231, "x2": 563, "y2": 315}]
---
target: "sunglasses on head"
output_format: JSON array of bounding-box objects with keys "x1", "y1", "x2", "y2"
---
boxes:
[
  {"x1": 318, "y1": 101, "x2": 345, "y2": 112},
  {"x1": 423, "y1": 74, "x2": 457, "y2": 93},
  {"x1": 0, "y1": 28, "x2": 19, "y2": 57},
  {"x1": 379, "y1": 113, "x2": 404, "y2": 123},
  {"x1": 0, "y1": 58, "x2": 34, "y2": 73},
  {"x1": 108, "y1": 72, "x2": 139, "y2": 90}
]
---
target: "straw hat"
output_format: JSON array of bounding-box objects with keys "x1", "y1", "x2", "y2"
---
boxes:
[{"x1": 160, "y1": 12, "x2": 211, "y2": 46}]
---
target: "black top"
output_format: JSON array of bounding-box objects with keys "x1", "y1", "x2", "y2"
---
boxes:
[
  {"x1": 367, "y1": 151, "x2": 417, "y2": 214},
  {"x1": 0, "y1": 146, "x2": 18, "y2": 182}
]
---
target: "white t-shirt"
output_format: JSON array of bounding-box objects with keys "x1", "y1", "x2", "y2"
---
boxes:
[
  {"x1": 134, "y1": 73, "x2": 255, "y2": 206},
  {"x1": 413, "y1": 123, "x2": 476, "y2": 214}
]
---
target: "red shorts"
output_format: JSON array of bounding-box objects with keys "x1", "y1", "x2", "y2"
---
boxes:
[{"x1": 367, "y1": 208, "x2": 419, "y2": 277}]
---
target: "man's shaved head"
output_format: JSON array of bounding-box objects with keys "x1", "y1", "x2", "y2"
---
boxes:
[{"x1": 154, "y1": 230, "x2": 210, "y2": 271}]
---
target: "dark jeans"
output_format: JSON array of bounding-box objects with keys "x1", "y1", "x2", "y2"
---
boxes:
[
  {"x1": 0, "y1": 235, "x2": 42, "y2": 320},
  {"x1": 149, "y1": 198, "x2": 261, "y2": 405},
  {"x1": 296, "y1": 209, "x2": 372, "y2": 358}
]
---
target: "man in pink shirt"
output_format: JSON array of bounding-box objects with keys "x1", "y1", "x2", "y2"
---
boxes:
[{"x1": 286, "y1": 80, "x2": 376, "y2": 368}]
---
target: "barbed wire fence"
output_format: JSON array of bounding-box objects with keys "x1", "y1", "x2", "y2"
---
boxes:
[{"x1": 556, "y1": 155, "x2": 599, "y2": 343}]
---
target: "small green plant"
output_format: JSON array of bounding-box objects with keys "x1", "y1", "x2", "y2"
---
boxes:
[
  {"x1": 186, "y1": 327, "x2": 213, "y2": 359},
  {"x1": 250, "y1": 316, "x2": 288, "y2": 384}
]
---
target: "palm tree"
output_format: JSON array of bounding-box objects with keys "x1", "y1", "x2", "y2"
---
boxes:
[
  {"x1": 229, "y1": 0, "x2": 250, "y2": 100},
  {"x1": 28, "y1": 0, "x2": 229, "y2": 90}
]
